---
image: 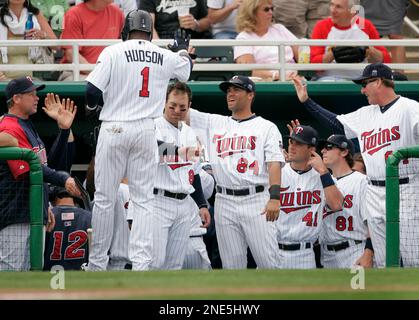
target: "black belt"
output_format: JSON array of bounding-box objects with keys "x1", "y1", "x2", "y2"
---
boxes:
[
  {"x1": 216, "y1": 185, "x2": 264, "y2": 196},
  {"x1": 189, "y1": 235, "x2": 203, "y2": 238},
  {"x1": 153, "y1": 188, "x2": 188, "y2": 200},
  {"x1": 326, "y1": 240, "x2": 363, "y2": 252},
  {"x1": 370, "y1": 177, "x2": 409, "y2": 187},
  {"x1": 278, "y1": 242, "x2": 311, "y2": 251}
]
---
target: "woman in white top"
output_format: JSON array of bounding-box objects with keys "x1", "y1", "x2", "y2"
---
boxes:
[{"x1": 234, "y1": 0, "x2": 299, "y2": 81}]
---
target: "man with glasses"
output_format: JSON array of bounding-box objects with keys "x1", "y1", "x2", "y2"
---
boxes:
[
  {"x1": 319, "y1": 134, "x2": 373, "y2": 268},
  {"x1": 292, "y1": 62, "x2": 419, "y2": 267},
  {"x1": 277, "y1": 123, "x2": 343, "y2": 269}
]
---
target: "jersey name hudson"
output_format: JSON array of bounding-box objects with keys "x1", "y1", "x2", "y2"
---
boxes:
[{"x1": 124, "y1": 49, "x2": 164, "y2": 65}]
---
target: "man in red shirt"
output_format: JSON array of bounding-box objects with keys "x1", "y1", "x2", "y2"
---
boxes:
[
  {"x1": 59, "y1": 0, "x2": 125, "y2": 81},
  {"x1": 310, "y1": 0, "x2": 391, "y2": 81}
]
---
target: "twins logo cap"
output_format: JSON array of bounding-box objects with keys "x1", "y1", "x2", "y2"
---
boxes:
[
  {"x1": 5, "y1": 76, "x2": 45, "y2": 101},
  {"x1": 319, "y1": 134, "x2": 355, "y2": 155},
  {"x1": 285, "y1": 125, "x2": 319, "y2": 146},
  {"x1": 219, "y1": 75, "x2": 256, "y2": 93},
  {"x1": 352, "y1": 62, "x2": 394, "y2": 84}
]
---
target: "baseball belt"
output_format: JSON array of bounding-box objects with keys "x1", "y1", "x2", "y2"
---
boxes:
[
  {"x1": 216, "y1": 185, "x2": 264, "y2": 196},
  {"x1": 326, "y1": 240, "x2": 363, "y2": 252},
  {"x1": 369, "y1": 177, "x2": 409, "y2": 187},
  {"x1": 278, "y1": 242, "x2": 311, "y2": 251},
  {"x1": 153, "y1": 188, "x2": 188, "y2": 200}
]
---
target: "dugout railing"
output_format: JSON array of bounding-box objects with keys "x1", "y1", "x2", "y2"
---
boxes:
[
  {"x1": 0, "y1": 147, "x2": 44, "y2": 271},
  {"x1": 1, "y1": 39, "x2": 419, "y2": 81},
  {"x1": 386, "y1": 146, "x2": 419, "y2": 267}
]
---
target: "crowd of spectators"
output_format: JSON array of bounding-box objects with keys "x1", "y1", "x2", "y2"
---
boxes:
[{"x1": 0, "y1": 0, "x2": 414, "y2": 82}]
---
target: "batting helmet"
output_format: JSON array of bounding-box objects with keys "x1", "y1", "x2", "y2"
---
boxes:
[{"x1": 121, "y1": 9, "x2": 153, "y2": 41}]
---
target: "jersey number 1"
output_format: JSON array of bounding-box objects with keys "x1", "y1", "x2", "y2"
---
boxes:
[{"x1": 139, "y1": 67, "x2": 150, "y2": 97}]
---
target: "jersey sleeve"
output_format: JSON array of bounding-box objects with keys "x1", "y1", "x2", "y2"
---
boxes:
[
  {"x1": 170, "y1": 52, "x2": 192, "y2": 82},
  {"x1": 310, "y1": 19, "x2": 331, "y2": 63},
  {"x1": 207, "y1": 0, "x2": 223, "y2": 9},
  {"x1": 358, "y1": 175, "x2": 368, "y2": 223},
  {"x1": 264, "y1": 124, "x2": 285, "y2": 164},
  {"x1": 85, "y1": 47, "x2": 112, "y2": 92},
  {"x1": 0, "y1": 122, "x2": 32, "y2": 178},
  {"x1": 407, "y1": 100, "x2": 419, "y2": 145},
  {"x1": 336, "y1": 109, "x2": 364, "y2": 139}
]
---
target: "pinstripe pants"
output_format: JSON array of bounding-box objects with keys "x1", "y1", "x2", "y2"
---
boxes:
[
  {"x1": 321, "y1": 241, "x2": 365, "y2": 269},
  {"x1": 0, "y1": 223, "x2": 30, "y2": 271},
  {"x1": 151, "y1": 195, "x2": 192, "y2": 270},
  {"x1": 214, "y1": 191, "x2": 280, "y2": 269},
  {"x1": 88, "y1": 119, "x2": 157, "y2": 271}
]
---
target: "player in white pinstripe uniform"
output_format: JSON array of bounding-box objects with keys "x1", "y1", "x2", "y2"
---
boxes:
[
  {"x1": 85, "y1": 10, "x2": 193, "y2": 271},
  {"x1": 183, "y1": 169, "x2": 214, "y2": 270},
  {"x1": 188, "y1": 75, "x2": 284, "y2": 269},
  {"x1": 151, "y1": 81, "x2": 211, "y2": 270},
  {"x1": 107, "y1": 179, "x2": 131, "y2": 270},
  {"x1": 319, "y1": 135, "x2": 373, "y2": 269},
  {"x1": 277, "y1": 123, "x2": 343, "y2": 269},
  {"x1": 293, "y1": 63, "x2": 419, "y2": 267}
]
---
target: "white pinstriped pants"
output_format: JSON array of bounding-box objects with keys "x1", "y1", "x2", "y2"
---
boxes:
[
  {"x1": 88, "y1": 119, "x2": 157, "y2": 271},
  {"x1": 321, "y1": 241, "x2": 365, "y2": 268},
  {"x1": 183, "y1": 236, "x2": 212, "y2": 270},
  {"x1": 214, "y1": 191, "x2": 280, "y2": 269},
  {"x1": 151, "y1": 195, "x2": 192, "y2": 270},
  {"x1": 0, "y1": 223, "x2": 30, "y2": 271}
]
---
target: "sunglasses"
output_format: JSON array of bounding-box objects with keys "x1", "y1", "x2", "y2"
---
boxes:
[
  {"x1": 361, "y1": 78, "x2": 379, "y2": 88},
  {"x1": 262, "y1": 6, "x2": 274, "y2": 12},
  {"x1": 324, "y1": 143, "x2": 337, "y2": 151}
]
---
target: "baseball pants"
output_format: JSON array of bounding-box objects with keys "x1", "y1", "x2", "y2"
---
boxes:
[
  {"x1": 0, "y1": 223, "x2": 30, "y2": 271},
  {"x1": 321, "y1": 240, "x2": 365, "y2": 268},
  {"x1": 89, "y1": 119, "x2": 157, "y2": 271},
  {"x1": 151, "y1": 194, "x2": 192, "y2": 270},
  {"x1": 278, "y1": 244, "x2": 317, "y2": 269},
  {"x1": 183, "y1": 236, "x2": 212, "y2": 270},
  {"x1": 214, "y1": 191, "x2": 280, "y2": 269}
]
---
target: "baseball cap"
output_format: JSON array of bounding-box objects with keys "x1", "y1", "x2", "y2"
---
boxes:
[
  {"x1": 285, "y1": 125, "x2": 319, "y2": 146},
  {"x1": 219, "y1": 75, "x2": 256, "y2": 93},
  {"x1": 5, "y1": 76, "x2": 45, "y2": 101},
  {"x1": 319, "y1": 134, "x2": 355, "y2": 155},
  {"x1": 352, "y1": 63, "x2": 394, "y2": 84}
]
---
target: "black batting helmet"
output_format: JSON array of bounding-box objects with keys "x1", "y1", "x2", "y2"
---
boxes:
[{"x1": 121, "y1": 9, "x2": 153, "y2": 41}]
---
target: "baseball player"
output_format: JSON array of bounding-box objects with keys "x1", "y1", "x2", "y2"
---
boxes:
[
  {"x1": 277, "y1": 123, "x2": 343, "y2": 269},
  {"x1": 151, "y1": 81, "x2": 210, "y2": 270},
  {"x1": 319, "y1": 134, "x2": 373, "y2": 268},
  {"x1": 44, "y1": 186, "x2": 92, "y2": 271},
  {"x1": 107, "y1": 179, "x2": 131, "y2": 270},
  {"x1": 84, "y1": 10, "x2": 193, "y2": 271},
  {"x1": 188, "y1": 75, "x2": 284, "y2": 269},
  {"x1": 183, "y1": 169, "x2": 214, "y2": 270},
  {"x1": 292, "y1": 62, "x2": 419, "y2": 267}
]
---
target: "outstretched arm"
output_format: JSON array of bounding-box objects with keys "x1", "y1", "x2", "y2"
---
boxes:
[{"x1": 292, "y1": 75, "x2": 345, "y2": 134}]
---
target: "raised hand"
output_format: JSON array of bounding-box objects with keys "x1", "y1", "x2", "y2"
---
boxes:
[
  {"x1": 168, "y1": 29, "x2": 191, "y2": 53},
  {"x1": 56, "y1": 98, "x2": 77, "y2": 130},
  {"x1": 43, "y1": 93, "x2": 61, "y2": 121},
  {"x1": 291, "y1": 75, "x2": 309, "y2": 103}
]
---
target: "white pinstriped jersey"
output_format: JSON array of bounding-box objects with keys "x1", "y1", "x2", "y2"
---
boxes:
[
  {"x1": 108, "y1": 183, "x2": 130, "y2": 263},
  {"x1": 189, "y1": 109, "x2": 285, "y2": 188},
  {"x1": 320, "y1": 171, "x2": 369, "y2": 244},
  {"x1": 86, "y1": 40, "x2": 191, "y2": 121},
  {"x1": 276, "y1": 164, "x2": 327, "y2": 242},
  {"x1": 155, "y1": 117, "x2": 201, "y2": 194},
  {"x1": 337, "y1": 96, "x2": 419, "y2": 180}
]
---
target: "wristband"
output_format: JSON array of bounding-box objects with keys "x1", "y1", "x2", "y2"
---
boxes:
[
  {"x1": 365, "y1": 238, "x2": 374, "y2": 252},
  {"x1": 269, "y1": 184, "x2": 281, "y2": 200},
  {"x1": 320, "y1": 172, "x2": 335, "y2": 188},
  {"x1": 198, "y1": 203, "x2": 208, "y2": 209}
]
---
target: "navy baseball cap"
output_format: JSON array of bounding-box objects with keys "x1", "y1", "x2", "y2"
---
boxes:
[
  {"x1": 319, "y1": 134, "x2": 355, "y2": 155},
  {"x1": 219, "y1": 75, "x2": 256, "y2": 93},
  {"x1": 285, "y1": 125, "x2": 319, "y2": 146},
  {"x1": 352, "y1": 63, "x2": 394, "y2": 84},
  {"x1": 5, "y1": 76, "x2": 45, "y2": 101}
]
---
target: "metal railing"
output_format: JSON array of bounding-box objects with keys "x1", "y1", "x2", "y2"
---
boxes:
[{"x1": 1, "y1": 38, "x2": 419, "y2": 81}]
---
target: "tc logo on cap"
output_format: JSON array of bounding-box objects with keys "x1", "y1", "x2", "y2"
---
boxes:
[{"x1": 294, "y1": 127, "x2": 304, "y2": 134}]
